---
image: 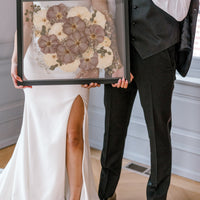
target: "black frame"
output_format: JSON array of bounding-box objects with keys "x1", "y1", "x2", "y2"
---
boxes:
[{"x1": 17, "y1": 0, "x2": 130, "y2": 86}]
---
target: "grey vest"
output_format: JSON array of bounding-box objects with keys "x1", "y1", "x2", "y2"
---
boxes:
[{"x1": 130, "y1": 0, "x2": 180, "y2": 59}]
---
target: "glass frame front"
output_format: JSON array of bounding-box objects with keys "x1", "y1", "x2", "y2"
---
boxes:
[{"x1": 17, "y1": 0, "x2": 131, "y2": 86}]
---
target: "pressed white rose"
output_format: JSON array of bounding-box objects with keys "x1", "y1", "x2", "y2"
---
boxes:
[
  {"x1": 49, "y1": 23, "x2": 67, "y2": 40},
  {"x1": 97, "y1": 36, "x2": 111, "y2": 48},
  {"x1": 33, "y1": 9, "x2": 51, "y2": 31},
  {"x1": 43, "y1": 53, "x2": 58, "y2": 67},
  {"x1": 67, "y1": 6, "x2": 92, "y2": 21},
  {"x1": 82, "y1": 48, "x2": 94, "y2": 59},
  {"x1": 91, "y1": 11, "x2": 106, "y2": 29},
  {"x1": 96, "y1": 47, "x2": 113, "y2": 69},
  {"x1": 59, "y1": 59, "x2": 80, "y2": 72}
]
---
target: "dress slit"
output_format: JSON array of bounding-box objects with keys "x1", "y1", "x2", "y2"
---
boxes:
[{"x1": 64, "y1": 94, "x2": 86, "y2": 200}]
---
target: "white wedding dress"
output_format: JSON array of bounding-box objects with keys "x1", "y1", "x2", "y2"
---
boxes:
[{"x1": 0, "y1": 0, "x2": 99, "y2": 199}]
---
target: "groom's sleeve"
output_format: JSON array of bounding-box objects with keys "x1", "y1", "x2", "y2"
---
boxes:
[{"x1": 152, "y1": 0, "x2": 192, "y2": 21}]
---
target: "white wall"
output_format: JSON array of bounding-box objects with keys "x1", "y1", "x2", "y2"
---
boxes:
[
  {"x1": 88, "y1": 75, "x2": 200, "y2": 182},
  {"x1": 0, "y1": 0, "x2": 24, "y2": 149}
]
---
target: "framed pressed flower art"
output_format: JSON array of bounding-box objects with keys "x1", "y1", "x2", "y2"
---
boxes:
[{"x1": 17, "y1": 0, "x2": 130, "y2": 85}]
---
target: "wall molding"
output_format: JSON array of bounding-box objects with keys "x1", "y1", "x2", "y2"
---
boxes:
[
  {"x1": 89, "y1": 106, "x2": 200, "y2": 155},
  {"x1": 0, "y1": 100, "x2": 24, "y2": 149},
  {"x1": 187, "y1": 58, "x2": 200, "y2": 79},
  {"x1": 0, "y1": 135, "x2": 20, "y2": 149},
  {"x1": 0, "y1": 58, "x2": 11, "y2": 73},
  {"x1": 89, "y1": 101, "x2": 200, "y2": 154},
  {"x1": 0, "y1": 100, "x2": 24, "y2": 124},
  {"x1": 0, "y1": 41, "x2": 13, "y2": 60},
  {"x1": 0, "y1": 39, "x2": 24, "y2": 149}
]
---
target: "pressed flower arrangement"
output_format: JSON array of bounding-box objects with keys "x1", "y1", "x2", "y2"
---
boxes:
[
  {"x1": 17, "y1": 0, "x2": 130, "y2": 85},
  {"x1": 27, "y1": 3, "x2": 123, "y2": 78}
]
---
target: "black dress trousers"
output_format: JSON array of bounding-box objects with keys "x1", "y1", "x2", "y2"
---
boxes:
[{"x1": 98, "y1": 43, "x2": 176, "y2": 200}]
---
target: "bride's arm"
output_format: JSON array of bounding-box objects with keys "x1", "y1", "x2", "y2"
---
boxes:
[
  {"x1": 11, "y1": 2, "x2": 33, "y2": 89},
  {"x1": 22, "y1": 2, "x2": 33, "y2": 57},
  {"x1": 92, "y1": 0, "x2": 108, "y2": 11}
]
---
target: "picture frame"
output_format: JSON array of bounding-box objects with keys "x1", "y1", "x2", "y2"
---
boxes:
[{"x1": 17, "y1": 0, "x2": 130, "y2": 86}]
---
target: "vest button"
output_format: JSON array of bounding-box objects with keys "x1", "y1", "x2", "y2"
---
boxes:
[
  {"x1": 133, "y1": 5, "x2": 138, "y2": 9},
  {"x1": 132, "y1": 37, "x2": 136, "y2": 41},
  {"x1": 132, "y1": 21, "x2": 136, "y2": 25},
  {"x1": 193, "y1": 8, "x2": 197, "y2": 13}
]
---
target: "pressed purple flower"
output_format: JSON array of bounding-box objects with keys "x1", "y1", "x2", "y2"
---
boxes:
[
  {"x1": 77, "y1": 68, "x2": 99, "y2": 78},
  {"x1": 38, "y1": 34, "x2": 59, "y2": 54},
  {"x1": 56, "y1": 43, "x2": 76, "y2": 65},
  {"x1": 63, "y1": 16, "x2": 86, "y2": 35},
  {"x1": 79, "y1": 53, "x2": 98, "y2": 70},
  {"x1": 85, "y1": 24, "x2": 105, "y2": 46},
  {"x1": 66, "y1": 31, "x2": 89, "y2": 55},
  {"x1": 46, "y1": 4, "x2": 68, "y2": 24}
]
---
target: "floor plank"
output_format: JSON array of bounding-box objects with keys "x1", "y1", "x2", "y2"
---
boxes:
[
  {"x1": 1, "y1": 145, "x2": 200, "y2": 200},
  {"x1": 90, "y1": 148, "x2": 200, "y2": 200}
]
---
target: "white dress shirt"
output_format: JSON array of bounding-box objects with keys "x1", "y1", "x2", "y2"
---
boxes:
[{"x1": 152, "y1": 0, "x2": 192, "y2": 21}]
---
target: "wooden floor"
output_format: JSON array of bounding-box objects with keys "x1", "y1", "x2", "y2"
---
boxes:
[{"x1": 1, "y1": 145, "x2": 200, "y2": 200}]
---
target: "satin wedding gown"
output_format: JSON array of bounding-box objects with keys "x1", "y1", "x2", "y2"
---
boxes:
[{"x1": 0, "y1": 0, "x2": 99, "y2": 199}]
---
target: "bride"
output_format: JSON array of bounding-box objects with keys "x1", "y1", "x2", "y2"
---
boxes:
[{"x1": 0, "y1": 0, "x2": 121, "y2": 199}]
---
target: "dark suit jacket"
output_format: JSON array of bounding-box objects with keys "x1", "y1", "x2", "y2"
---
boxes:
[{"x1": 176, "y1": 0, "x2": 199, "y2": 77}]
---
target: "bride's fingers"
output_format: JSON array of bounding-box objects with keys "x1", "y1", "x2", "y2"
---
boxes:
[
  {"x1": 88, "y1": 83, "x2": 96, "y2": 89},
  {"x1": 112, "y1": 83, "x2": 118, "y2": 87},
  {"x1": 16, "y1": 76, "x2": 23, "y2": 82},
  {"x1": 11, "y1": 75, "x2": 23, "y2": 89},
  {"x1": 82, "y1": 83, "x2": 100, "y2": 88},
  {"x1": 89, "y1": 83, "x2": 95, "y2": 88},
  {"x1": 82, "y1": 84, "x2": 89, "y2": 88},
  {"x1": 11, "y1": 72, "x2": 23, "y2": 83},
  {"x1": 94, "y1": 83, "x2": 101, "y2": 87},
  {"x1": 12, "y1": 75, "x2": 32, "y2": 89},
  {"x1": 23, "y1": 86, "x2": 32, "y2": 89}
]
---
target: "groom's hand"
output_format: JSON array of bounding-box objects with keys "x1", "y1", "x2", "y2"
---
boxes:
[{"x1": 112, "y1": 73, "x2": 134, "y2": 89}]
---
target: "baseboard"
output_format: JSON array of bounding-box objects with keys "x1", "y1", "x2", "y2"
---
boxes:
[
  {"x1": 0, "y1": 135, "x2": 19, "y2": 149},
  {"x1": 0, "y1": 100, "x2": 23, "y2": 149},
  {"x1": 88, "y1": 108, "x2": 200, "y2": 182},
  {"x1": 90, "y1": 139, "x2": 200, "y2": 182},
  {"x1": 172, "y1": 165, "x2": 200, "y2": 182}
]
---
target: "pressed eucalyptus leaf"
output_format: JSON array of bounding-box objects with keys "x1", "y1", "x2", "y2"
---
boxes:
[{"x1": 50, "y1": 64, "x2": 58, "y2": 70}]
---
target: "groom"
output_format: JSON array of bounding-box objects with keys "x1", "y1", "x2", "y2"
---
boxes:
[{"x1": 98, "y1": 0, "x2": 199, "y2": 200}]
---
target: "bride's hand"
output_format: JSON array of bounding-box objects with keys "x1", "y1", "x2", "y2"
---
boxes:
[
  {"x1": 82, "y1": 82, "x2": 101, "y2": 89},
  {"x1": 11, "y1": 61, "x2": 32, "y2": 89},
  {"x1": 112, "y1": 67, "x2": 134, "y2": 89},
  {"x1": 79, "y1": 69, "x2": 101, "y2": 89}
]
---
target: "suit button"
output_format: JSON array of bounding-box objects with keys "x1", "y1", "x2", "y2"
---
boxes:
[
  {"x1": 133, "y1": 5, "x2": 138, "y2": 9},
  {"x1": 131, "y1": 37, "x2": 135, "y2": 41}
]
